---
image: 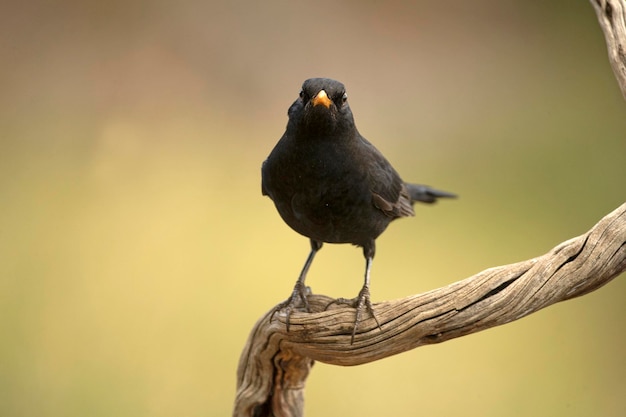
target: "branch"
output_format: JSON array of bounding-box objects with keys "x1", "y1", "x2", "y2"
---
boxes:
[
  {"x1": 234, "y1": 203, "x2": 626, "y2": 417},
  {"x1": 590, "y1": 0, "x2": 626, "y2": 99},
  {"x1": 233, "y1": 7, "x2": 626, "y2": 414}
]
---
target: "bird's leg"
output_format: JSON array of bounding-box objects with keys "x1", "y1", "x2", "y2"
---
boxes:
[
  {"x1": 271, "y1": 239, "x2": 322, "y2": 330},
  {"x1": 326, "y1": 243, "x2": 381, "y2": 343},
  {"x1": 350, "y1": 256, "x2": 381, "y2": 343},
  {"x1": 288, "y1": 241, "x2": 319, "y2": 312}
]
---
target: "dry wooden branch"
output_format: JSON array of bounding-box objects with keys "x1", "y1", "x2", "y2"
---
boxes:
[
  {"x1": 234, "y1": 203, "x2": 626, "y2": 417},
  {"x1": 233, "y1": 6, "x2": 626, "y2": 415},
  {"x1": 590, "y1": 0, "x2": 626, "y2": 98}
]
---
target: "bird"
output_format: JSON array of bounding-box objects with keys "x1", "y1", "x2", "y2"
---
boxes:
[{"x1": 261, "y1": 77, "x2": 456, "y2": 343}]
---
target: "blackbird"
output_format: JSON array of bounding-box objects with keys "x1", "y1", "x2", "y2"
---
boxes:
[{"x1": 262, "y1": 78, "x2": 455, "y2": 342}]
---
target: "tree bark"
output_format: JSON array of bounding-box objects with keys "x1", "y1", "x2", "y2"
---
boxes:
[
  {"x1": 591, "y1": 0, "x2": 626, "y2": 98},
  {"x1": 234, "y1": 203, "x2": 626, "y2": 417}
]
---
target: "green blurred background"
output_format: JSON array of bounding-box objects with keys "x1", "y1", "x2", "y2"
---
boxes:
[{"x1": 1, "y1": 1, "x2": 625, "y2": 416}]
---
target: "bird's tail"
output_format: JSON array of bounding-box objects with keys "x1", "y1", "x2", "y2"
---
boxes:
[{"x1": 406, "y1": 183, "x2": 457, "y2": 204}]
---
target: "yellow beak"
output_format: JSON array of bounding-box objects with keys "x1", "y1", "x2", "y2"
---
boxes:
[{"x1": 311, "y1": 89, "x2": 332, "y2": 108}]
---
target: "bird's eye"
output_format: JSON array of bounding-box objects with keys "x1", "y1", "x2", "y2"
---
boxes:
[
  {"x1": 299, "y1": 89, "x2": 304, "y2": 99},
  {"x1": 341, "y1": 92, "x2": 348, "y2": 103}
]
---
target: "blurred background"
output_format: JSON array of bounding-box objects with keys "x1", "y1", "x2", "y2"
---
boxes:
[{"x1": 1, "y1": 0, "x2": 625, "y2": 416}]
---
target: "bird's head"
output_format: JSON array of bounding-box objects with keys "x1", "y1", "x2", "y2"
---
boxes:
[{"x1": 287, "y1": 78, "x2": 356, "y2": 137}]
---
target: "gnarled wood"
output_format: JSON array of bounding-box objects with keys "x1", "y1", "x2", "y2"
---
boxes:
[
  {"x1": 591, "y1": 0, "x2": 626, "y2": 98},
  {"x1": 234, "y1": 4, "x2": 626, "y2": 414},
  {"x1": 234, "y1": 203, "x2": 626, "y2": 417}
]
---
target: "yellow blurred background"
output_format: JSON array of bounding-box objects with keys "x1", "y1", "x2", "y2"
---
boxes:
[{"x1": 1, "y1": 1, "x2": 625, "y2": 416}]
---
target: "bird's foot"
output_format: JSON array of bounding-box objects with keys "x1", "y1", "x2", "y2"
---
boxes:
[
  {"x1": 270, "y1": 281, "x2": 311, "y2": 331},
  {"x1": 326, "y1": 285, "x2": 381, "y2": 344}
]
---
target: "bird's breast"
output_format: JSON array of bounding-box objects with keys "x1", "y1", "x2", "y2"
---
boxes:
[{"x1": 264, "y1": 141, "x2": 389, "y2": 244}]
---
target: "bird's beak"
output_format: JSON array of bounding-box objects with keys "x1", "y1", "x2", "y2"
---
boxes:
[{"x1": 311, "y1": 90, "x2": 332, "y2": 108}]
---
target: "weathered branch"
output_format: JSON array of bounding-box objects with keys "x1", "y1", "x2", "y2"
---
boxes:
[
  {"x1": 234, "y1": 203, "x2": 626, "y2": 417},
  {"x1": 590, "y1": 0, "x2": 626, "y2": 99},
  {"x1": 233, "y1": 6, "x2": 626, "y2": 415}
]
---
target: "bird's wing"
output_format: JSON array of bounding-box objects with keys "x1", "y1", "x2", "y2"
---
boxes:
[{"x1": 359, "y1": 136, "x2": 415, "y2": 218}]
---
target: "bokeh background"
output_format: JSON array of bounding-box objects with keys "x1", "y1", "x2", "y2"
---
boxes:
[{"x1": 1, "y1": 1, "x2": 625, "y2": 416}]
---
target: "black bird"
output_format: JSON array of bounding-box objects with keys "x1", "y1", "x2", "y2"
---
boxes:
[{"x1": 262, "y1": 78, "x2": 455, "y2": 342}]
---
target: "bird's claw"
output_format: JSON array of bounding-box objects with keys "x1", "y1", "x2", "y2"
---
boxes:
[
  {"x1": 270, "y1": 282, "x2": 311, "y2": 331},
  {"x1": 326, "y1": 285, "x2": 381, "y2": 344}
]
